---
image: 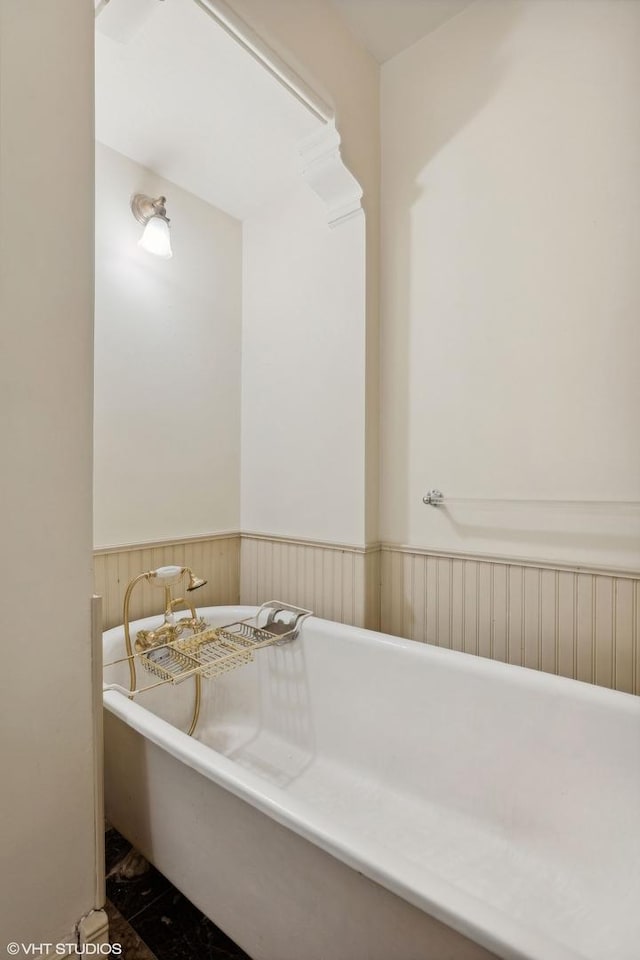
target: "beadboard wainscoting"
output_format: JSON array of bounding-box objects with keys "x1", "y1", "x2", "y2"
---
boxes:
[
  {"x1": 94, "y1": 534, "x2": 241, "y2": 630},
  {"x1": 240, "y1": 534, "x2": 381, "y2": 629},
  {"x1": 381, "y1": 547, "x2": 640, "y2": 695},
  {"x1": 94, "y1": 534, "x2": 639, "y2": 695}
]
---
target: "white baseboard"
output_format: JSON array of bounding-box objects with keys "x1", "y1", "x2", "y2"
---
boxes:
[{"x1": 77, "y1": 909, "x2": 109, "y2": 947}]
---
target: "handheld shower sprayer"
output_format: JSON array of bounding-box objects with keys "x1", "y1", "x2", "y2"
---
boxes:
[
  {"x1": 147, "y1": 565, "x2": 208, "y2": 592},
  {"x1": 187, "y1": 573, "x2": 207, "y2": 592},
  {"x1": 148, "y1": 565, "x2": 195, "y2": 589}
]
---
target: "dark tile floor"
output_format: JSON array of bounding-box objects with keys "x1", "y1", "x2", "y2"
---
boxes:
[{"x1": 106, "y1": 828, "x2": 251, "y2": 960}]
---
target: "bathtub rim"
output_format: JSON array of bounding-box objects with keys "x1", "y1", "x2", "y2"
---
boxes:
[
  {"x1": 103, "y1": 605, "x2": 639, "y2": 960},
  {"x1": 103, "y1": 605, "x2": 640, "y2": 716}
]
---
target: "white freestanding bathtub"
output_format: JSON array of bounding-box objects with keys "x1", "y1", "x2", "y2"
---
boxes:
[{"x1": 103, "y1": 605, "x2": 640, "y2": 960}]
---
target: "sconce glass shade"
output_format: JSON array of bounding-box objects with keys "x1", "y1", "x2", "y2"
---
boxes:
[{"x1": 139, "y1": 215, "x2": 172, "y2": 259}]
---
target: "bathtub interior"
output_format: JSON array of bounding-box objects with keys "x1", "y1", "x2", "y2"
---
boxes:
[{"x1": 103, "y1": 605, "x2": 640, "y2": 960}]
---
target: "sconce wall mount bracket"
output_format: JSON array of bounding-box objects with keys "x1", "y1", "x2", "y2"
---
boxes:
[{"x1": 130, "y1": 193, "x2": 170, "y2": 225}]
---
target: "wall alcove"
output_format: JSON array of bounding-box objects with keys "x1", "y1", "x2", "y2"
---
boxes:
[{"x1": 94, "y1": 0, "x2": 378, "y2": 629}]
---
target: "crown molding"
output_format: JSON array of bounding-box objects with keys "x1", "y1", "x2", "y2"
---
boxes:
[
  {"x1": 193, "y1": 0, "x2": 333, "y2": 123},
  {"x1": 299, "y1": 120, "x2": 364, "y2": 227}
]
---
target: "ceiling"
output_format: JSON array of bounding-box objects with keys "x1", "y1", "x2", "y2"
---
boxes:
[
  {"x1": 95, "y1": 0, "x2": 475, "y2": 215},
  {"x1": 330, "y1": 0, "x2": 475, "y2": 63},
  {"x1": 95, "y1": 0, "x2": 320, "y2": 219}
]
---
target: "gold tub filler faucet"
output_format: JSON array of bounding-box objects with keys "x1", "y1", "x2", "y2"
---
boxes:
[
  {"x1": 133, "y1": 566, "x2": 209, "y2": 652},
  {"x1": 103, "y1": 564, "x2": 312, "y2": 736}
]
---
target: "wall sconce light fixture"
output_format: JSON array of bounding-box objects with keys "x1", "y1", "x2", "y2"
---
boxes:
[{"x1": 131, "y1": 193, "x2": 173, "y2": 259}]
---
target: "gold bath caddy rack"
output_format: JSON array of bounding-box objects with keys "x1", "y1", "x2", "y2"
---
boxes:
[{"x1": 104, "y1": 601, "x2": 312, "y2": 697}]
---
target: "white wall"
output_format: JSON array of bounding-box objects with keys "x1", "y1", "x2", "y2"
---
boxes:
[
  {"x1": 94, "y1": 143, "x2": 242, "y2": 547},
  {"x1": 0, "y1": 0, "x2": 96, "y2": 942},
  {"x1": 241, "y1": 185, "x2": 367, "y2": 546},
  {"x1": 227, "y1": 0, "x2": 381, "y2": 544},
  {"x1": 381, "y1": 0, "x2": 640, "y2": 569}
]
